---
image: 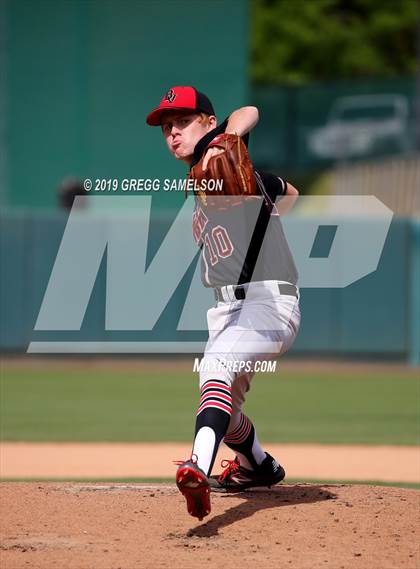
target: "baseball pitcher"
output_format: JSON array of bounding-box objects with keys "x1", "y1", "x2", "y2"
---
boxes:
[{"x1": 146, "y1": 86, "x2": 300, "y2": 520}]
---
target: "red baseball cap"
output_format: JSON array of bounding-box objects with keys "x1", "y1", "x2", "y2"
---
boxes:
[{"x1": 146, "y1": 86, "x2": 215, "y2": 126}]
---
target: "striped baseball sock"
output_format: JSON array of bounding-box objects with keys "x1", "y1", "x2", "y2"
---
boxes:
[
  {"x1": 192, "y1": 379, "x2": 232, "y2": 476},
  {"x1": 223, "y1": 413, "x2": 266, "y2": 471}
]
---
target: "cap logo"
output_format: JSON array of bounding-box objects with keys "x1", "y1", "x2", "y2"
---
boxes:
[{"x1": 165, "y1": 89, "x2": 177, "y2": 103}]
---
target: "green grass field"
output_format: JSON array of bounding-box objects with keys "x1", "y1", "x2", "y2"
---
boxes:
[
  {"x1": 0, "y1": 477, "x2": 418, "y2": 489},
  {"x1": 1, "y1": 366, "x2": 419, "y2": 445}
]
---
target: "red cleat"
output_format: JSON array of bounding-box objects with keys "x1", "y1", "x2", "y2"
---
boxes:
[{"x1": 175, "y1": 459, "x2": 211, "y2": 521}]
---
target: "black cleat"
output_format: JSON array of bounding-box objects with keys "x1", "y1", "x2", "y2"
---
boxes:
[{"x1": 210, "y1": 453, "x2": 285, "y2": 493}]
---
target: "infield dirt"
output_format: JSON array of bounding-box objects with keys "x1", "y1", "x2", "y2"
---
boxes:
[{"x1": 1, "y1": 482, "x2": 419, "y2": 569}]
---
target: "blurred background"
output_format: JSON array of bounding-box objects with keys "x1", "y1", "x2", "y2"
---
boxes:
[
  {"x1": 0, "y1": 0, "x2": 419, "y2": 364},
  {"x1": 0, "y1": 1, "x2": 419, "y2": 487}
]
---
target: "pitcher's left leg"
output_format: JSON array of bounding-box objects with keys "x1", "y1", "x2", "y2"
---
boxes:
[{"x1": 176, "y1": 376, "x2": 232, "y2": 520}]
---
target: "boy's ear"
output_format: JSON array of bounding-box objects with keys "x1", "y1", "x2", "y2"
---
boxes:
[{"x1": 208, "y1": 115, "x2": 217, "y2": 128}]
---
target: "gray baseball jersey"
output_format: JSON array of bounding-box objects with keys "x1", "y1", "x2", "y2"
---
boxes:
[
  {"x1": 192, "y1": 177, "x2": 298, "y2": 288},
  {"x1": 191, "y1": 119, "x2": 298, "y2": 288}
]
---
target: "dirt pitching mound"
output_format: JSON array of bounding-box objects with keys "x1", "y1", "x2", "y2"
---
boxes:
[{"x1": 0, "y1": 483, "x2": 418, "y2": 569}]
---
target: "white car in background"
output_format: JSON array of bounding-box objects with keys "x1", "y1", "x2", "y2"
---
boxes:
[{"x1": 307, "y1": 94, "x2": 409, "y2": 159}]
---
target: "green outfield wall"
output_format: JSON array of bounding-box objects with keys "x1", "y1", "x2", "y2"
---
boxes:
[
  {"x1": 0, "y1": 0, "x2": 249, "y2": 210},
  {"x1": 1, "y1": 212, "x2": 419, "y2": 364},
  {"x1": 249, "y1": 77, "x2": 417, "y2": 173},
  {"x1": 0, "y1": 0, "x2": 417, "y2": 210}
]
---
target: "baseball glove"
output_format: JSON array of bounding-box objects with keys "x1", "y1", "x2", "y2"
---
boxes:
[{"x1": 188, "y1": 133, "x2": 257, "y2": 210}]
